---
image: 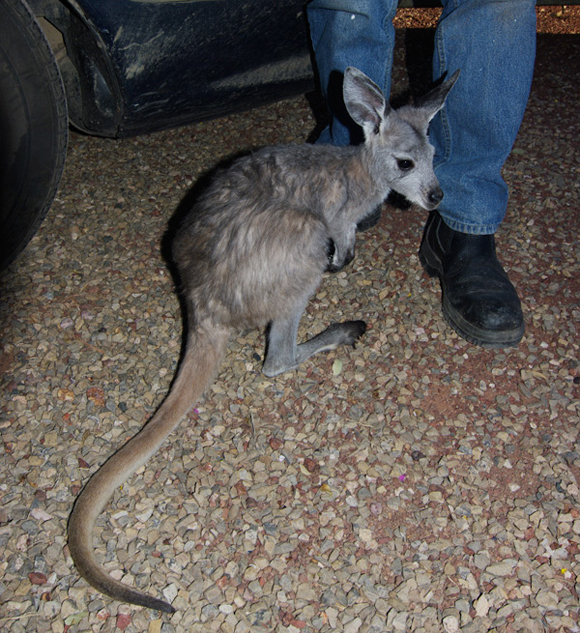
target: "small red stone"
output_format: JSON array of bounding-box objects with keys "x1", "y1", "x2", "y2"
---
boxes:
[
  {"x1": 28, "y1": 572, "x2": 47, "y2": 585},
  {"x1": 116, "y1": 613, "x2": 132, "y2": 630}
]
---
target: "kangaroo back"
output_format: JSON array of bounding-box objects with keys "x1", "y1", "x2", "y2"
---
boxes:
[{"x1": 67, "y1": 325, "x2": 229, "y2": 613}]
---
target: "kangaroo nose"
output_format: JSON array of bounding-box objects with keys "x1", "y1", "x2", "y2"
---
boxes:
[{"x1": 428, "y1": 187, "x2": 444, "y2": 207}]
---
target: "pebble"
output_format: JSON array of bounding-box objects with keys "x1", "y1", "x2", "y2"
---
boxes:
[
  {"x1": 442, "y1": 615, "x2": 460, "y2": 633},
  {"x1": 473, "y1": 594, "x2": 490, "y2": 617},
  {"x1": 485, "y1": 559, "x2": 518, "y2": 576},
  {"x1": 535, "y1": 589, "x2": 559, "y2": 609}
]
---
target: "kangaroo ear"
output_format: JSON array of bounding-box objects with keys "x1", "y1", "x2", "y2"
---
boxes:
[
  {"x1": 414, "y1": 69, "x2": 460, "y2": 124},
  {"x1": 343, "y1": 67, "x2": 391, "y2": 136}
]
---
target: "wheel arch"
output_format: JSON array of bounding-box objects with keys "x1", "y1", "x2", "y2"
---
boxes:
[{"x1": 28, "y1": 0, "x2": 123, "y2": 137}]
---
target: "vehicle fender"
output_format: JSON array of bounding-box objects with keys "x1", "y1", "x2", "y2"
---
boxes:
[{"x1": 29, "y1": 0, "x2": 123, "y2": 136}]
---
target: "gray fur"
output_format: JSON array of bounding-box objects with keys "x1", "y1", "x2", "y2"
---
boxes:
[
  {"x1": 68, "y1": 67, "x2": 457, "y2": 613},
  {"x1": 175, "y1": 68, "x2": 459, "y2": 374}
]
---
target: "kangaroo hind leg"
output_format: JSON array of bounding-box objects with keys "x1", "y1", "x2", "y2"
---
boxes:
[
  {"x1": 296, "y1": 320, "x2": 367, "y2": 364},
  {"x1": 262, "y1": 302, "x2": 366, "y2": 377}
]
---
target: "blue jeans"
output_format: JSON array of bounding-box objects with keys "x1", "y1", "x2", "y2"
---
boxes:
[{"x1": 307, "y1": 0, "x2": 537, "y2": 234}]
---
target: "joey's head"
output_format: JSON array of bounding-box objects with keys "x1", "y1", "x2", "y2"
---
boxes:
[{"x1": 343, "y1": 67, "x2": 460, "y2": 211}]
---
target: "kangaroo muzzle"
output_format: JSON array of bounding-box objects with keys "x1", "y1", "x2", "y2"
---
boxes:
[{"x1": 427, "y1": 186, "x2": 444, "y2": 209}]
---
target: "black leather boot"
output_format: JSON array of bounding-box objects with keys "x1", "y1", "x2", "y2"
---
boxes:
[{"x1": 419, "y1": 211, "x2": 524, "y2": 348}]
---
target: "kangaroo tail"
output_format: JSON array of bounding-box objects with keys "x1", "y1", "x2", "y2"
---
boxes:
[{"x1": 68, "y1": 325, "x2": 229, "y2": 613}]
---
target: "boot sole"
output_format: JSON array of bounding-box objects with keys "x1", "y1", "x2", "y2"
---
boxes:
[{"x1": 419, "y1": 246, "x2": 524, "y2": 349}]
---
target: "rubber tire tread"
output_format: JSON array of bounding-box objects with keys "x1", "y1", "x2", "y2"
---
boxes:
[{"x1": 0, "y1": 0, "x2": 68, "y2": 271}]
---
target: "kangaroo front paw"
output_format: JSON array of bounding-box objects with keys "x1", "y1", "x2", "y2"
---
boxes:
[
  {"x1": 326, "y1": 250, "x2": 355, "y2": 273},
  {"x1": 326, "y1": 234, "x2": 356, "y2": 273}
]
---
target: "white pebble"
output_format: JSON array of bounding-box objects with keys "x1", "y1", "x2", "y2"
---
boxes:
[{"x1": 442, "y1": 615, "x2": 459, "y2": 633}]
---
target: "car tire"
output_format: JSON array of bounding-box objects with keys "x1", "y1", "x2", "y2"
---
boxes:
[{"x1": 0, "y1": 0, "x2": 68, "y2": 271}]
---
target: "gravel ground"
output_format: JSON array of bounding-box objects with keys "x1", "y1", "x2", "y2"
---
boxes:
[{"x1": 1, "y1": 10, "x2": 580, "y2": 633}]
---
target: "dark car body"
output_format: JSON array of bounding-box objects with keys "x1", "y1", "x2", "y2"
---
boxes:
[
  {"x1": 0, "y1": 0, "x2": 315, "y2": 270},
  {"x1": 33, "y1": 0, "x2": 314, "y2": 138}
]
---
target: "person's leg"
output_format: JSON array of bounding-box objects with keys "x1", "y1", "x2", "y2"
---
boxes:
[
  {"x1": 307, "y1": 0, "x2": 399, "y2": 146},
  {"x1": 307, "y1": 0, "x2": 399, "y2": 229},
  {"x1": 420, "y1": 0, "x2": 536, "y2": 347},
  {"x1": 430, "y1": 0, "x2": 537, "y2": 233}
]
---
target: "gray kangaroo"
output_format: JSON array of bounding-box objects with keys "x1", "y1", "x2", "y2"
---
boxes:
[{"x1": 68, "y1": 67, "x2": 458, "y2": 613}]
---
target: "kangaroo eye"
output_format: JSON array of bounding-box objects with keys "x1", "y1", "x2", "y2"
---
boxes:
[{"x1": 397, "y1": 159, "x2": 415, "y2": 171}]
